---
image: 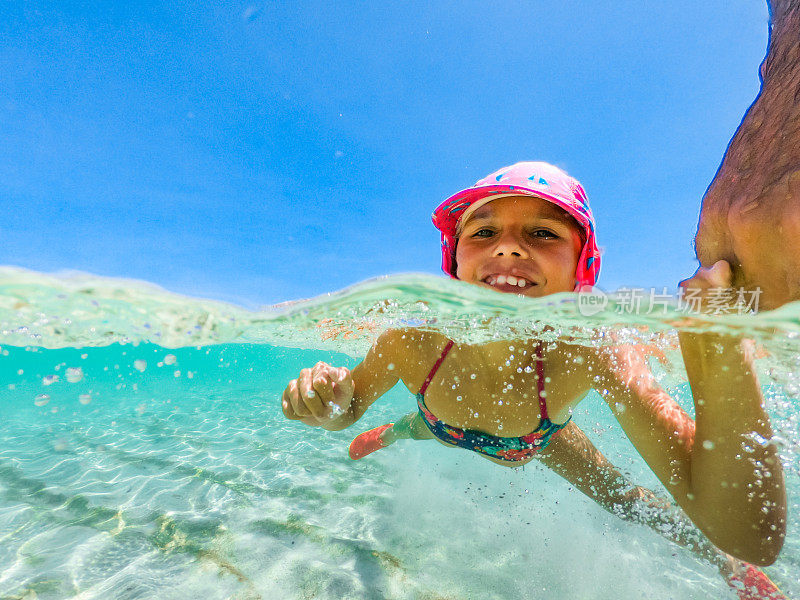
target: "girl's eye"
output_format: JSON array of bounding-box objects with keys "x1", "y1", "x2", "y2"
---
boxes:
[
  {"x1": 532, "y1": 229, "x2": 558, "y2": 239},
  {"x1": 471, "y1": 228, "x2": 494, "y2": 238}
]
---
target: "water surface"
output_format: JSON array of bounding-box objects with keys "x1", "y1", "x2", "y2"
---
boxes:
[{"x1": 1, "y1": 268, "x2": 798, "y2": 599}]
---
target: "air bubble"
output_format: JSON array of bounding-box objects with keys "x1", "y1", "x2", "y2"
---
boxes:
[
  {"x1": 66, "y1": 367, "x2": 84, "y2": 383},
  {"x1": 34, "y1": 394, "x2": 50, "y2": 407},
  {"x1": 133, "y1": 360, "x2": 147, "y2": 372}
]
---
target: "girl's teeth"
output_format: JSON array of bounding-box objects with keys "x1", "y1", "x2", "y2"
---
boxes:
[{"x1": 487, "y1": 275, "x2": 529, "y2": 288}]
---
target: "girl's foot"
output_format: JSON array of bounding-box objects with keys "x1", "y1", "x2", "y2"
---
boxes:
[
  {"x1": 349, "y1": 424, "x2": 394, "y2": 460},
  {"x1": 725, "y1": 562, "x2": 786, "y2": 600}
]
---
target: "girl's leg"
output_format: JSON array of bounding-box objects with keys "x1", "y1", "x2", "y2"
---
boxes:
[
  {"x1": 349, "y1": 412, "x2": 432, "y2": 459},
  {"x1": 380, "y1": 412, "x2": 434, "y2": 444}
]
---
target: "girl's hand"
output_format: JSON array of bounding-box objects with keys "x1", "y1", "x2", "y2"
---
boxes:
[
  {"x1": 282, "y1": 362, "x2": 355, "y2": 425},
  {"x1": 678, "y1": 260, "x2": 735, "y2": 313}
]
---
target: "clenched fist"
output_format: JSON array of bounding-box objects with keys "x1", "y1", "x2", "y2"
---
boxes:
[{"x1": 281, "y1": 362, "x2": 355, "y2": 426}]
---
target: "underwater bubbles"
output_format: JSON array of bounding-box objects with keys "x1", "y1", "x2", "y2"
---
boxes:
[{"x1": 66, "y1": 366, "x2": 84, "y2": 382}]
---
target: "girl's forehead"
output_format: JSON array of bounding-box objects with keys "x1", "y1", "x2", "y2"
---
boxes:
[{"x1": 465, "y1": 195, "x2": 574, "y2": 224}]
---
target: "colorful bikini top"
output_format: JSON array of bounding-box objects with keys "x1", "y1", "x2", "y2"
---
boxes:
[{"x1": 415, "y1": 340, "x2": 571, "y2": 463}]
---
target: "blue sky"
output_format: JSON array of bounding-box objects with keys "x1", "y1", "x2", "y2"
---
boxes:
[{"x1": 0, "y1": 1, "x2": 770, "y2": 307}]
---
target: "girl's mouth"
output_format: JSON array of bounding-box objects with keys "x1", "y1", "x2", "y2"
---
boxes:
[{"x1": 483, "y1": 274, "x2": 534, "y2": 290}]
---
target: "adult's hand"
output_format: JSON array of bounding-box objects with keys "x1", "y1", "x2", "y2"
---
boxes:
[{"x1": 694, "y1": 0, "x2": 800, "y2": 310}]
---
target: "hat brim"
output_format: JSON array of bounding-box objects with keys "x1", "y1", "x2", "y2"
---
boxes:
[{"x1": 435, "y1": 185, "x2": 593, "y2": 238}]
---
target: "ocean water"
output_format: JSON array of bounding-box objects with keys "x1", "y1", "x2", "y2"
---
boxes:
[{"x1": 0, "y1": 267, "x2": 798, "y2": 600}]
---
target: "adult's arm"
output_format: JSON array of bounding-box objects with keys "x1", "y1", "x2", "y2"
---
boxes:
[{"x1": 694, "y1": 0, "x2": 800, "y2": 309}]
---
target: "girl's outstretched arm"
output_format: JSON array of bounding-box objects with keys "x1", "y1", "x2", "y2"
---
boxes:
[
  {"x1": 540, "y1": 422, "x2": 644, "y2": 512},
  {"x1": 679, "y1": 331, "x2": 786, "y2": 563},
  {"x1": 588, "y1": 335, "x2": 786, "y2": 565},
  {"x1": 281, "y1": 329, "x2": 407, "y2": 431},
  {"x1": 540, "y1": 422, "x2": 721, "y2": 564}
]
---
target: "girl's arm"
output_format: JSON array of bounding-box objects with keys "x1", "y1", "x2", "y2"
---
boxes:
[
  {"x1": 540, "y1": 422, "x2": 654, "y2": 513},
  {"x1": 281, "y1": 329, "x2": 407, "y2": 431},
  {"x1": 679, "y1": 331, "x2": 786, "y2": 562},
  {"x1": 540, "y1": 422, "x2": 722, "y2": 565},
  {"x1": 588, "y1": 336, "x2": 786, "y2": 565}
]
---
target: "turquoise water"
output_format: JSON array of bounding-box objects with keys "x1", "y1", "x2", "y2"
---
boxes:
[{"x1": 0, "y1": 268, "x2": 798, "y2": 599}]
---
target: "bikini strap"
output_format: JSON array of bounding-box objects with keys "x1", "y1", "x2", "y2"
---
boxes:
[
  {"x1": 534, "y1": 341, "x2": 549, "y2": 420},
  {"x1": 419, "y1": 340, "x2": 455, "y2": 395}
]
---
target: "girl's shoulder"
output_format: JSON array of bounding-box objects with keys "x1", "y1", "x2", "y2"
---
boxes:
[
  {"x1": 376, "y1": 327, "x2": 449, "y2": 352},
  {"x1": 373, "y1": 327, "x2": 452, "y2": 386}
]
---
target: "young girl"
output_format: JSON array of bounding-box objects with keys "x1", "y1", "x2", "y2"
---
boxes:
[{"x1": 281, "y1": 163, "x2": 786, "y2": 584}]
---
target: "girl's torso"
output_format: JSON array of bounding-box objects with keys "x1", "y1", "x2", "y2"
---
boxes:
[{"x1": 394, "y1": 330, "x2": 593, "y2": 465}]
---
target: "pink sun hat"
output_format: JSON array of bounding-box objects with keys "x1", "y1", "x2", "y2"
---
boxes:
[{"x1": 431, "y1": 161, "x2": 601, "y2": 290}]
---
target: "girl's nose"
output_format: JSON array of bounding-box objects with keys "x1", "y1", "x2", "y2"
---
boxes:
[{"x1": 493, "y1": 232, "x2": 530, "y2": 258}]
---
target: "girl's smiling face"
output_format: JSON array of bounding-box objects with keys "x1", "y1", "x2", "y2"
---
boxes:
[{"x1": 454, "y1": 195, "x2": 583, "y2": 297}]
